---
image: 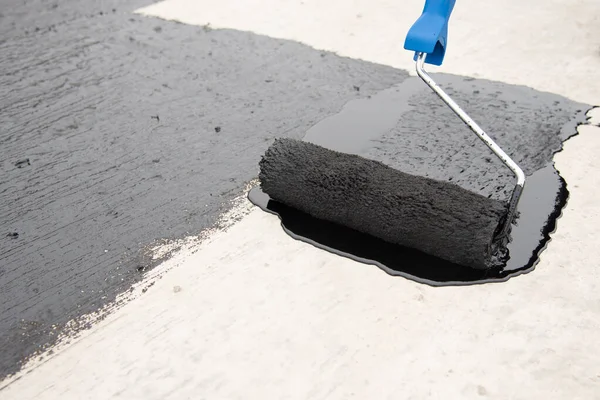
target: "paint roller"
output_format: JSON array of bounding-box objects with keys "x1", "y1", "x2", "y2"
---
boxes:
[{"x1": 258, "y1": 0, "x2": 526, "y2": 269}]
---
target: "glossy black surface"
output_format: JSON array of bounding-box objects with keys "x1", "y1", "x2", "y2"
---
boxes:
[{"x1": 249, "y1": 163, "x2": 567, "y2": 285}]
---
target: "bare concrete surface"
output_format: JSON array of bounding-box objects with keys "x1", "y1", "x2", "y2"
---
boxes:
[
  {"x1": 1, "y1": 115, "x2": 599, "y2": 400},
  {"x1": 2, "y1": 0, "x2": 600, "y2": 398},
  {"x1": 0, "y1": 0, "x2": 406, "y2": 379}
]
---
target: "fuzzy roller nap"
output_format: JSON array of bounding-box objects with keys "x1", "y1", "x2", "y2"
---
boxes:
[{"x1": 259, "y1": 138, "x2": 509, "y2": 270}]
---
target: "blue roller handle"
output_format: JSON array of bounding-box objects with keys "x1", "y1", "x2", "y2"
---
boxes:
[{"x1": 404, "y1": 0, "x2": 456, "y2": 66}]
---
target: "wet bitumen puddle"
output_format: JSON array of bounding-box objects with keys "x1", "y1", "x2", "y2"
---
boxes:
[
  {"x1": 249, "y1": 164, "x2": 567, "y2": 286},
  {"x1": 247, "y1": 76, "x2": 588, "y2": 286}
]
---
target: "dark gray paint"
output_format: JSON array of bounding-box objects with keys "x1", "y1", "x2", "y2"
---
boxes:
[
  {"x1": 303, "y1": 75, "x2": 588, "y2": 201},
  {"x1": 0, "y1": 1, "x2": 408, "y2": 379}
]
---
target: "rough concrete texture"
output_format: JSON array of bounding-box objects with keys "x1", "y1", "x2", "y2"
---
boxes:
[
  {"x1": 0, "y1": 2, "x2": 407, "y2": 380},
  {"x1": 260, "y1": 138, "x2": 507, "y2": 269}
]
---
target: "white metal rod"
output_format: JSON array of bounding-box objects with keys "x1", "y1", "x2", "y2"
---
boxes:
[{"x1": 414, "y1": 52, "x2": 525, "y2": 239}]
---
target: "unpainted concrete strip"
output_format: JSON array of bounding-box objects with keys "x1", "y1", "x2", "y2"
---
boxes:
[{"x1": 137, "y1": 0, "x2": 600, "y2": 104}]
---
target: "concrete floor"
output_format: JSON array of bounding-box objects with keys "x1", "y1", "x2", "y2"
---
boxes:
[{"x1": 2, "y1": 0, "x2": 600, "y2": 398}]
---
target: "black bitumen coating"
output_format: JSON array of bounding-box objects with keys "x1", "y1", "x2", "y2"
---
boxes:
[
  {"x1": 253, "y1": 75, "x2": 591, "y2": 282},
  {"x1": 0, "y1": 1, "x2": 408, "y2": 380},
  {"x1": 259, "y1": 138, "x2": 507, "y2": 269}
]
